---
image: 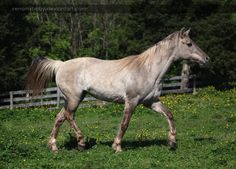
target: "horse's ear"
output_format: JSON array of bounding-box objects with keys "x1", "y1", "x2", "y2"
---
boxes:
[
  {"x1": 180, "y1": 27, "x2": 185, "y2": 38},
  {"x1": 184, "y1": 28, "x2": 191, "y2": 36}
]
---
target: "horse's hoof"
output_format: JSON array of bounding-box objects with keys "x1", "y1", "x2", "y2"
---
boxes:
[
  {"x1": 115, "y1": 149, "x2": 122, "y2": 153},
  {"x1": 49, "y1": 145, "x2": 59, "y2": 153},
  {"x1": 112, "y1": 143, "x2": 122, "y2": 153},
  {"x1": 48, "y1": 144, "x2": 59, "y2": 153},
  {"x1": 48, "y1": 138, "x2": 58, "y2": 153},
  {"x1": 52, "y1": 149, "x2": 59, "y2": 153},
  {"x1": 78, "y1": 143, "x2": 86, "y2": 151},
  {"x1": 169, "y1": 141, "x2": 177, "y2": 150}
]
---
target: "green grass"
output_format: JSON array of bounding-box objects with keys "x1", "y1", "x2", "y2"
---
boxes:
[{"x1": 0, "y1": 87, "x2": 236, "y2": 169}]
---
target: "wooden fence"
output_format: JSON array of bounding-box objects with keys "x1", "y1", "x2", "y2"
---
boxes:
[{"x1": 0, "y1": 75, "x2": 196, "y2": 110}]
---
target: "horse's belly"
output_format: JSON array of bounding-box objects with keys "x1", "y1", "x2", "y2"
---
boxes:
[
  {"x1": 85, "y1": 83, "x2": 125, "y2": 103},
  {"x1": 82, "y1": 70, "x2": 126, "y2": 102},
  {"x1": 88, "y1": 89, "x2": 125, "y2": 103}
]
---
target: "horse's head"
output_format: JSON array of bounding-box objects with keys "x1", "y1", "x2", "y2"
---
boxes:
[{"x1": 176, "y1": 28, "x2": 209, "y2": 64}]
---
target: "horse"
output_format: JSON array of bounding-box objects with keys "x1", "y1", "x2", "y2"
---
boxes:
[{"x1": 26, "y1": 28, "x2": 209, "y2": 153}]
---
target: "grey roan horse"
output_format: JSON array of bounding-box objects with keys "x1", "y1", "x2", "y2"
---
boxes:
[{"x1": 26, "y1": 28, "x2": 209, "y2": 152}]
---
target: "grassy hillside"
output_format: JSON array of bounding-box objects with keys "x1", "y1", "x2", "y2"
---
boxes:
[{"x1": 0, "y1": 87, "x2": 235, "y2": 169}]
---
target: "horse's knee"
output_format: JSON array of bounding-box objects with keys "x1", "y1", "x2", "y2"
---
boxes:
[
  {"x1": 56, "y1": 117, "x2": 65, "y2": 127},
  {"x1": 166, "y1": 111, "x2": 174, "y2": 121},
  {"x1": 152, "y1": 102, "x2": 174, "y2": 121},
  {"x1": 121, "y1": 123, "x2": 129, "y2": 131}
]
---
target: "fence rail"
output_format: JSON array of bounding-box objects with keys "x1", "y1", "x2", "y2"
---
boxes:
[{"x1": 0, "y1": 75, "x2": 196, "y2": 110}]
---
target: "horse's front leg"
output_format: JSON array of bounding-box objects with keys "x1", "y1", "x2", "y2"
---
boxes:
[
  {"x1": 112, "y1": 99, "x2": 138, "y2": 153},
  {"x1": 148, "y1": 101, "x2": 177, "y2": 149}
]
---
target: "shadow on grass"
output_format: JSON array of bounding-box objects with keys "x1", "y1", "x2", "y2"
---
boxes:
[
  {"x1": 63, "y1": 134, "x2": 97, "y2": 150},
  {"x1": 194, "y1": 137, "x2": 216, "y2": 143},
  {"x1": 63, "y1": 133, "x2": 172, "y2": 151},
  {"x1": 101, "y1": 139, "x2": 168, "y2": 150}
]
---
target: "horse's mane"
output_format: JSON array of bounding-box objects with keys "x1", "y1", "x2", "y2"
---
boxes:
[{"x1": 117, "y1": 31, "x2": 179, "y2": 71}]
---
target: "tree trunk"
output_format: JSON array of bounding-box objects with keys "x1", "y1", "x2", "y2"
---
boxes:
[
  {"x1": 69, "y1": 0, "x2": 83, "y2": 58},
  {"x1": 101, "y1": 14, "x2": 109, "y2": 60},
  {"x1": 70, "y1": 14, "x2": 80, "y2": 58}
]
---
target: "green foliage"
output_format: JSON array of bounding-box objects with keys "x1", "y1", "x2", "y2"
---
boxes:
[
  {"x1": 0, "y1": 0, "x2": 236, "y2": 91},
  {"x1": 81, "y1": 28, "x2": 103, "y2": 57},
  {"x1": 26, "y1": 19, "x2": 71, "y2": 60},
  {"x1": 0, "y1": 88, "x2": 235, "y2": 168}
]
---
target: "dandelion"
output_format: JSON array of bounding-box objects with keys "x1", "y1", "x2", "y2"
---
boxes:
[{"x1": 225, "y1": 123, "x2": 229, "y2": 129}]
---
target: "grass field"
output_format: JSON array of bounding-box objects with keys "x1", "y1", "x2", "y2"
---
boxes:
[{"x1": 0, "y1": 87, "x2": 235, "y2": 169}]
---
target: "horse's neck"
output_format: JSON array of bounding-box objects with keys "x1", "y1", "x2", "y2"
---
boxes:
[
  {"x1": 150, "y1": 49, "x2": 176, "y2": 85},
  {"x1": 156, "y1": 56, "x2": 174, "y2": 84}
]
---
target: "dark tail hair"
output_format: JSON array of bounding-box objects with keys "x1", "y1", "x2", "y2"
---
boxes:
[{"x1": 25, "y1": 56, "x2": 63, "y2": 95}]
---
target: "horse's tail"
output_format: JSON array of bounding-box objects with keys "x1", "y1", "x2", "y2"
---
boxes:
[{"x1": 25, "y1": 56, "x2": 63, "y2": 95}]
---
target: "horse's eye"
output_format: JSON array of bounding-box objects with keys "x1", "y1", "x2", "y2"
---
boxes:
[{"x1": 187, "y1": 43, "x2": 192, "y2": 47}]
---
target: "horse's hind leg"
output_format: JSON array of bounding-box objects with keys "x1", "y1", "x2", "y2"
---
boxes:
[
  {"x1": 48, "y1": 93, "x2": 85, "y2": 152},
  {"x1": 149, "y1": 101, "x2": 177, "y2": 149},
  {"x1": 48, "y1": 108, "x2": 66, "y2": 152},
  {"x1": 64, "y1": 97, "x2": 86, "y2": 150}
]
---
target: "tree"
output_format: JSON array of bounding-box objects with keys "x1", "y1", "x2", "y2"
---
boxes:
[{"x1": 0, "y1": 0, "x2": 235, "y2": 92}]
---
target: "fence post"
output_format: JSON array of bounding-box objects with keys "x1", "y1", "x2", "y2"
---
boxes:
[
  {"x1": 40, "y1": 91, "x2": 43, "y2": 105},
  {"x1": 56, "y1": 88, "x2": 60, "y2": 108},
  {"x1": 10, "y1": 91, "x2": 13, "y2": 110},
  {"x1": 180, "y1": 62, "x2": 190, "y2": 90}
]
